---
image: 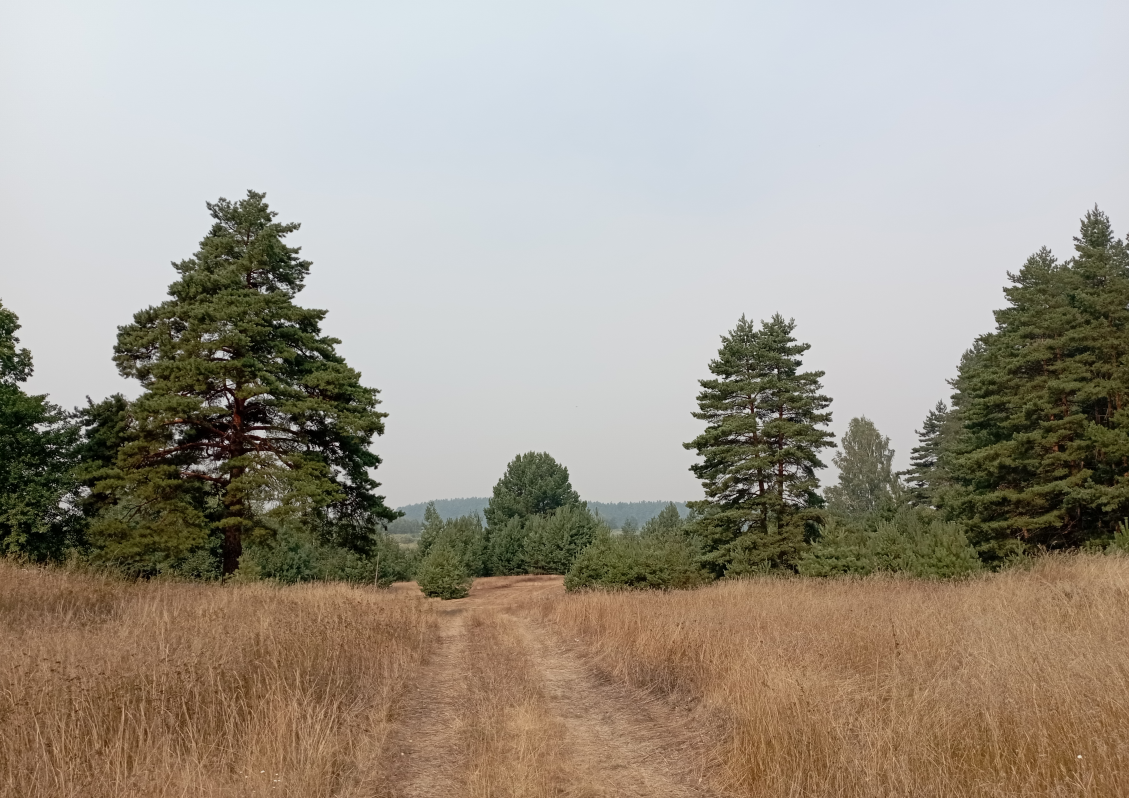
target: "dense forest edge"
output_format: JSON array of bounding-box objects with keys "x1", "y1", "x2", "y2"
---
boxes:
[{"x1": 4, "y1": 193, "x2": 1129, "y2": 596}]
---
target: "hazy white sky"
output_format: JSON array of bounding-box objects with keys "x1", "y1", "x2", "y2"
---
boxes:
[{"x1": 2, "y1": 1, "x2": 1127, "y2": 506}]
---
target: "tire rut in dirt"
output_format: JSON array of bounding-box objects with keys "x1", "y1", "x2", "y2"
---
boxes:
[
  {"x1": 379, "y1": 609, "x2": 469, "y2": 798},
  {"x1": 511, "y1": 613, "x2": 721, "y2": 798}
]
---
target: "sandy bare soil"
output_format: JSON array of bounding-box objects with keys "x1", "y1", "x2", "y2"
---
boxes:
[{"x1": 379, "y1": 576, "x2": 720, "y2": 797}]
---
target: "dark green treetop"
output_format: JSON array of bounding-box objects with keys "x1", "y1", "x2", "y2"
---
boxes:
[
  {"x1": 521, "y1": 503, "x2": 603, "y2": 575},
  {"x1": 72, "y1": 394, "x2": 132, "y2": 521},
  {"x1": 900, "y1": 401, "x2": 960, "y2": 507},
  {"x1": 684, "y1": 314, "x2": 834, "y2": 572},
  {"x1": 0, "y1": 301, "x2": 33, "y2": 385},
  {"x1": 483, "y1": 451, "x2": 580, "y2": 528},
  {"x1": 944, "y1": 207, "x2": 1129, "y2": 555},
  {"x1": 417, "y1": 502, "x2": 488, "y2": 577},
  {"x1": 824, "y1": 416, "x2": 895, "y2": 520},
  {"x1": 103, "y1": 191, "x2": 395, "y2": 574},
  {"x1": 0, "y1": 299, "x2": 79, "y2": 559},
  {"x1": 639, "y1": 502, "x2": 684, "y2": 538}
]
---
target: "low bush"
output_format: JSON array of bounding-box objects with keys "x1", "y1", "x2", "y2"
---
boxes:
[
  {"x1": 566, "y1": 533, "x2": 708, "y2": 591},
  {"x1": 522, "y1": 504, "x2": 604, "y2": 575},
  {"x1": 238, "y1": 523, "x2": 415, "y2": 586},
  {"x1": 417, "y1": 504, "x2": 488, "y2": 576},
  {"x1": 799, "y1": 512, "x2": 981, "y2": 578},
  {"x1": 416, "y1": 542, "x2": 472, "y2": 599},
  {"x1": 565, "y1": 507, "x2": 708, "y2": 591}
]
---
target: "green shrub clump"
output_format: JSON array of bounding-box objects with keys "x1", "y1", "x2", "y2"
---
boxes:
[
  {"x1": 417, "y1": 504, "x2": 488, "y2": 577},
  {"x1": 565, "y1": 503, "x2": 707, "y2": 591},
  {"x1": 415, "y1": 542, "x2": 472, "y2": 599},
  {"x1": 237, "y1": 523, "x2": 415, "y2": 586},
  {"x1": 798, "y1": 512, "x2": 981, "y2": 579}
]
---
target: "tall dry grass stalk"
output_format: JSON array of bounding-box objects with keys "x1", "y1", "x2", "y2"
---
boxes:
[
  {"x1": 537, "y1": 554, "x2": 1129, "y2": 797},
  {"x1": 460, "y1": 610, "x2": 569, "y2": 797},
  {"x1": 0, "y1": 562, "x2": 436, "y2": 798}
]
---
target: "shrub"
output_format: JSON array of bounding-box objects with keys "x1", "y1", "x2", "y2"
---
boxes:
[
  {"x1": 1108, "y1": 519, "x2": 1129, "y2": 554},
  {"x1": 237, "y1": 523, "x2": 415, "y2": 586},
  {"x1": 487, "y1": 516, "x2": 527, "y2": 575},
  {"x1": 522, "y1": 504, "x2": 603, "y2": 575},
  {"x1": 565, "y1": 527, "x2": 708, "y2": 591},
  {"x1": 416, "y1": 542, "x2": 472, "y2": 599},
  {"x1": 798, "y1": 511, "x2": 981, "y2": 579},
  {"x1": 417, "y1": 504, "x2": 488, "y2": 576}
]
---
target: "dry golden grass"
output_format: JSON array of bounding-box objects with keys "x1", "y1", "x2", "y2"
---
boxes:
[
  {"x1": 0, "y1": 561, "x2": 436, "y2": 798},
  {"x1": 537, "y1": 554, "x2": 1129, "y2": 797},
  {"x1": 460, "y1": 610, "x2": 569, "y2": 797}
]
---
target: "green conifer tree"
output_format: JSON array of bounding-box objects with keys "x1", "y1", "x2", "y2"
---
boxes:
[
  {"x1": 416, "y1": 541, "x2": 472, "y2": 599},
  {"x1": 900, "y1": 401, "x2": 958, "y2": 507},
  {"x1": 487, "y1": 516, "x2": 527, "y2": 575},
  {"x1": 521, "y1": 503, "x2": 602, "y2": 574},
  {"x1": 946, "y1": 208, "x2": 1129, "y2": 555},
  {"x1": 483, "y1": 452, "x2": 580, "y2": 528},
  {"x1": 796, "y1": 518, "x2": 873, "y2": 577},
  {"x1": 417, "y1": 502, "x2": 487, "y2": 576},
  {"x1": 824, "y1": 416, "x2": 895, "y2": 520},
  {"x1": 640, "y1": 502, "x2": 684, "y2": 538},
  {"x1": 684, "y1": 314, "x2": 834, "y2": 573},
  {"x1": 101, "y1": 192, "x2": 395, "y2": 574},
  {"x1": 73, "y1": 394, "x2": 132, "y2": 521},
  {"x1": 0, "y1": 299, "x2": 79, "y2": 559}
]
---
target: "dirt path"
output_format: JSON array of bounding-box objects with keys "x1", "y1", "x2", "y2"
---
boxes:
[
  {"x1": 513, "y1": 617, "x2": 716, "y2": 797},
  {"x1": 379, "y1": 606, "x2": 470, "y2": 797},
  {"x1": 380, "y1": 577, "x2": 720, "y2": 798}
]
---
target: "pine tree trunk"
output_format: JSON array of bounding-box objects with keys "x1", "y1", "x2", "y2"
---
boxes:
[
  {"x1": 222, "y1": 465, "x2": 245, "y2": 576},
  {"x1": 222, "y1": 524, "x2": 242, "y2": 576}
]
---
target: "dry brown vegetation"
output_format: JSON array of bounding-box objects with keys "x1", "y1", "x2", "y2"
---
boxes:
[
  {"x1": 385, "y1": 575, "x2": 712, "y2": 797},
  {"x1": 537, "y1": 554, "x2": 1129, "y2": 797},
  {"x1": 0, "y1": 562, "x2": 436, "y2": 798},
  {"x1": 5, "y1": 557, "x2": 1128, "y2": 797}
]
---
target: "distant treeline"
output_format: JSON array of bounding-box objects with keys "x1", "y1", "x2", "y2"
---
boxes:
[{"x1": 396, "y1": 499, "x2": 689, "y2": 530}]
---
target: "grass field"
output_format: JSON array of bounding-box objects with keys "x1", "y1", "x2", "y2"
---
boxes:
[
  {"x1": 0, "y1": 563, "x2": 437, "y2": 797},
  {"x1": 3, "y1": 555, "x2": 1127, "y2": 797},
  {"x1": 538, "y1": 554, "x2": 1129, "y2": 797}
]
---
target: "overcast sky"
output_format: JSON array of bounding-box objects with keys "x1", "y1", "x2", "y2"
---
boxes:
[{"x1": 2, "y1": 1, "x2": 1127, "y2": 506}]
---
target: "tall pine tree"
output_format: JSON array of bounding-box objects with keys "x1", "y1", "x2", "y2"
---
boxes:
[
  {"x1": 101, "y1": 191, "x2": 395, "y2": 574},
  {"x1": 945, "y1": 207, "x2": 1129, "y2": 555},
  {"x1": 684, "y1": 314, "x2": 834, "y2": 573}
]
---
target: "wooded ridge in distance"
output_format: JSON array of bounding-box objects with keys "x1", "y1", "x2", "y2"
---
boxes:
[{"x1": 396, "y1": 498, "x2": 690, "y2": 528}]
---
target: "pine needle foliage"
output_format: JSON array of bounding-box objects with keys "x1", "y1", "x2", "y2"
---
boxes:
[
  {"x1": 944, "y1": 207, "x2": 1129, "y2": 556},
  {"x1": 900, "y1": 401, "x2": 960, "y2": 507},
  {"x1": 483, "y1": 451, "x2": 580, "y2": 528},
  {"x1": 684, "y1": 314, "x2": 834, "y2": 573},
  {"x1": 566, "y1": 503, "x2": 708, "y2": 591},
  {"x1": 0, "y1": 299, "x2": 79, "y2": 560},
  {"x1": 417, "y1": 502, "x2": 488, "y2": 577},
  {"x1": 487, "y1": 516, "x2": 527, "y2": 576},
  {"x1": 100, "y1": 191, "x2": 394, "y2": 575},
  {"x1": 416, "y1": 541, "x2": 472, "y2": 599},
  {"x1": 521, "y1": 503, "x2": 603, "y2": 575},
  {"x1": 798, "y1": 513, "x2": 981, "y2": 579}
]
